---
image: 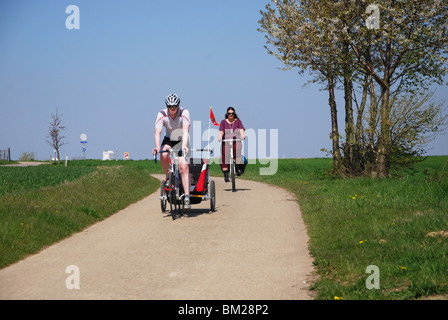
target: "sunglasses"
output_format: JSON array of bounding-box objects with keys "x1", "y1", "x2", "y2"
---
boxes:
[
  {"x1": 168, "y1": 105, "x2": 179, "y2": 109},
  {"x1": 227, "y1": 112, "x2": 235, "y2": 115}
]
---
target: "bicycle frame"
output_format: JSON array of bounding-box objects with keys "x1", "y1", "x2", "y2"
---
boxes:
[{"x1": 158, "y1": 149, "x2": 186, "y2": 202}]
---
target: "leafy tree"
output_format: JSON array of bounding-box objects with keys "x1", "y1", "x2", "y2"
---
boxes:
[
  {"x1": 388, "y1": 90, "x2": 447, "y2": 171},
  {"x1": 259, "y1": 0, "x2": 345, "y2": 173},
  {"x1": 340, "y1": 0, "x2": 448, "y2": 176},
  {"x1": 259, "y1": 0, "x2": 448, "y2": 177}
]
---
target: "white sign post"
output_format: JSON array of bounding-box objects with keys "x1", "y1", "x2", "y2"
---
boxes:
[{"x1": 80, "y1": 133, "x2": 87, "y2": 160}]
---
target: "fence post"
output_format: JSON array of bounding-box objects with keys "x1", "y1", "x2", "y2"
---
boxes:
[{"x1": 8, "y1": 147, "x2": 10, "y2": 161}]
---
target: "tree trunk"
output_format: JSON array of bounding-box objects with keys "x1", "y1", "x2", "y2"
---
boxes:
[
  {"x1": 377, "y1": 85, "x2": 391, "y2": 178},
  {"x1": 367, "y1": 76, "x2": 378, "y2": 177},
  {"x1": 353, "y1": 75, "x2": 369, "y2": 175},
  {"x1": 344, "y1": 71, "x2": 354, "y2": 170},
  {"x1": 342, "y1": 40, "x2": 354, "y2": 171},
  {"x1": 328, "y1": 74, "x2": 342, "y2": 174},
  {"x1": 355, "y1": 75, "x2": 368, "y2": 146}
]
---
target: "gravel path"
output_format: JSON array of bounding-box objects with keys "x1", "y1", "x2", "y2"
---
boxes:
[{"x1": 0, "y1": 174, "x2": 314, "y2": 300}]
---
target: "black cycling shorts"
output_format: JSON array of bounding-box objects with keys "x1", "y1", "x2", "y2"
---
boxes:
[
  {"x1": 161, "y1": 136, "x2": 181, "y2": 149},
  {"x1": 161, "y1": 136, "x2": 190, "y2": 157}
]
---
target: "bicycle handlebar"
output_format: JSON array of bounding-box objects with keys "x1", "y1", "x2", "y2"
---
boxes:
[
  {"x1": 222, "y1": 138, "x2": 242, "y2": 143},
  {"x1": 158, "y1": 149, "x2": 184, "y2": 156},
  {"x1": 154, "y1": 148, "x2": 187, "y2": 164}
]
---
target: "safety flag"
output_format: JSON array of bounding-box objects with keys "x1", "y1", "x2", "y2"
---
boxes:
[
  {"x1": 193, "y1": 159, "x2": 208, "y2": 193},
  {"x1": 210, "y1": 106, "x2": 219, "y2": 126}
]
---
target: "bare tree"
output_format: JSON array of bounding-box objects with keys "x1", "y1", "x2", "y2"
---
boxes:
[{"x1": 46, "y1": 108, "x2": 66, "y2": 164}]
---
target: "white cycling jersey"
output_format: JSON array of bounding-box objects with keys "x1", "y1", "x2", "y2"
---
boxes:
[{"x1": 155, "y1": 107, "x2": 191, "y2": 139}]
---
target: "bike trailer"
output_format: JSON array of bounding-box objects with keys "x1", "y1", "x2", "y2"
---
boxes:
[{"x1": 189, "y1": 158, "x2": 209, "y2": 204}]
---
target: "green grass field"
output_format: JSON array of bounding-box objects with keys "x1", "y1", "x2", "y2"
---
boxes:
[
  {"x1": 0, "y1": 165, "x2": 97, "y2": 196},
  {"x1": 0, "y1": 161, "x2": 161, "y2": 268},
  {"x1": 1, "y1": 156, "x2": 447, "y2": 299},
  {"x1": 232, "y1": 156, "x2": 448, "y2": 300}
]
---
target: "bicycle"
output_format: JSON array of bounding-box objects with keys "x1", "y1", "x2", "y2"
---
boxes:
[
  {"x1": 155, "y1": 148, "x2": 215, "y2": 220},
  {"x1": 155, "y1": 149, "x2": 186, "y2": 220},
  {"x1": 222, "y1": 138, "x2": 242, "y2": 192}
]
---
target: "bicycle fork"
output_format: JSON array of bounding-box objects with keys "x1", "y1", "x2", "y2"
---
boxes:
[{"x1": 175, "y1": 170, "x2": 180, "y2": 200}]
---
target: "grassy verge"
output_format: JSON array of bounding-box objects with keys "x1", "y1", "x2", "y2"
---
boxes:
[
  {"x1": 0, "y1": 161, "x2": 19, "y2": 165},
  {"x1": 222, "y1": 156, "x2": 448, "y2": 300},
  {"x1": 0, "y1": 162, "x2": 160, "y2": 268},
  {"x1": 0, "y1": 165, "x2": 97, "y2": 196}
]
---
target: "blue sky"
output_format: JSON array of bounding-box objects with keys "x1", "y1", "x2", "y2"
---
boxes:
[{"x1": 0, "y1": 0, "x2": 447, "y2": 161}]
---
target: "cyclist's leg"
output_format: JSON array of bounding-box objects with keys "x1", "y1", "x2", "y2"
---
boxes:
[
  {"x1": 179, "y1": 158, "x2": 190, "y2": 196},
  {"x1": 160, "y1": 137, "x2": 173, "y2": 178},
  {"x1": 173, "y1": 140, "x2": 191, "y2": 210},
  {"x1": 177, "y1": 140, "x2": 190, "y2": 197},
  {"x1": 221, "y1": 142, "x2": 229, "y2": 171},
  {"x1": 235, "y1": 141, "x2": 243, "y2": 175},
  {"x1": 221, "y1": 142, "x2": 230, "y2": 181},
  {"x1": 235, "y1": 141, "x2": 242, "y2": 164},
  {"x1": 172, "y1": 140, "x2": 190, "y2": 195}
]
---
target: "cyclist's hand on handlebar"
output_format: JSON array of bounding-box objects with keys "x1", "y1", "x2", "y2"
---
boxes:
[{"x1": 152, "y1": 148, "x2": 160, "y2": 156}]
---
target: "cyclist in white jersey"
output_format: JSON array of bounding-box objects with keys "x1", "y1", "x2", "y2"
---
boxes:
[{"x1": 152, "y1": 93, "x2": 192, "y2": 210}]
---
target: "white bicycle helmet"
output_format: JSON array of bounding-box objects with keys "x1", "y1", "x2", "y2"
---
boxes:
[{"x1": 165, "y1": 93, "x2": 180, "y2": 107}]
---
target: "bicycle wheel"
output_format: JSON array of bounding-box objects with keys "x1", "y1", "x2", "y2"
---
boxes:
[
  {"x1": 231, "y1": 159, "x2": 236, "y2": 192},
  {"x1": 167, "y1": 174, "x2": 176, "y2": 217},
  {"x1": 160, "y1": 179, "x2": 167, "y2": 212},
  {"x1": 209, "y1": 180, "x2": 215, "y2": 212},
  {"x1": 170, "y1": 189, "x2": 179, "y2": 220}
]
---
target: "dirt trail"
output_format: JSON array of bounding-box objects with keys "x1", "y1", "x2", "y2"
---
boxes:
[
  {"x1": 0, "y1": 161, "x2": 49, "y2": 167},
  {"x1": 0, "y1": 174, "x2": 314, "y2": 300}
]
